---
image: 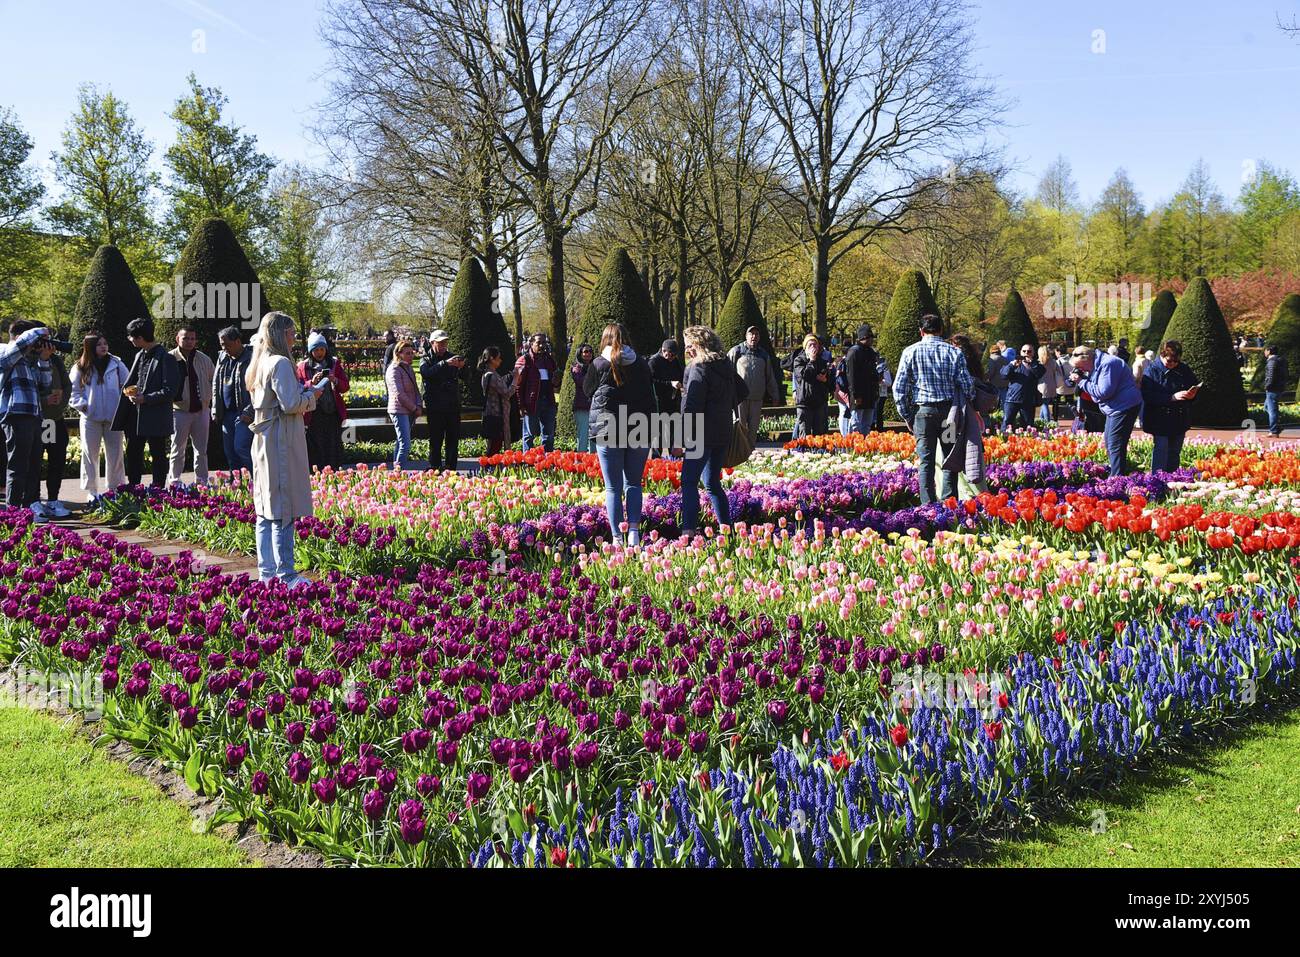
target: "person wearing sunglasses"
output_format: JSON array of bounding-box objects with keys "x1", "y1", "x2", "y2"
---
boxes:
[
  {"x1": 1002, "y1": 343, "x2": 1044, "y2": 432},
  {"x1": 1067, "y1": 343, "x2": 1143, "y2": 477}
]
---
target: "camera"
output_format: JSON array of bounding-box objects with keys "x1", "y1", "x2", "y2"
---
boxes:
[{"x1": 37, "y1": 336, "x2": 74, "y2": 354}]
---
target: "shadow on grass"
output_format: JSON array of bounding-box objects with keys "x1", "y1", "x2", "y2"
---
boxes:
[{"x1": 934, "y1": 695, "x2": 1300, "y2": 867}]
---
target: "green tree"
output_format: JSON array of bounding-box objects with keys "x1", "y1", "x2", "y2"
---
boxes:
[
  {"x1": 1161, "y1": 277, "x2": 1246, "y2": 427},
  {"x1": 557, "y1": 247, "x2": 663, "y2": 443},
  {"x1": 0, "y1": 107, "x2": 45, "y2": 312},
  {"x1": 1257, "y1": 293, "x2": 1300, "y2": 392},
  {"x1": 440, "y1": 256, "x2": 513, "y2": 405},
  {"x1": 166, "y1": 217, "x2": 270, "y2": 352},
  {"x1": 71, "y1": 244, "x2": 152, "y2": 362},
  {"x1": 262, "y1": 169, "x2": 339, "y2": 341},
  {"x1": 1231, "y1": 163, "x2": 1300, "y2": 272},
  {"x1": 48, "y1": 85, "x2": 159, "y2": 261},
  {"x1": 1137, "y1": 289, "x2": 1177, "y2": 354},
  {"x1": 986, "y1": 285, "x2": 1038, "y2": 350},
  {"x1": 878, "y1": 269, "x2": 939, "y2": 423},
  {"x1": 164, "y1": 74, "x2": 276, "y2": 258}
]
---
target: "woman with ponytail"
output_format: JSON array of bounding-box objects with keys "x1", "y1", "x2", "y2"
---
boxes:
[{"x1": 583, "y1": 323, "x2": 655, "y2": 547}]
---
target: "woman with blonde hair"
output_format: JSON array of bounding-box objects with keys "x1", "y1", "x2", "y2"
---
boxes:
[
  {"x1": 583, "y1": 323, "x2": 656, "y2": 546},
  {"x1": 246, "y1": 311, "x2": 323, "y2": 587},
  {"x1": 679, "y1": 325, "x2": 748, "y2": 536}
]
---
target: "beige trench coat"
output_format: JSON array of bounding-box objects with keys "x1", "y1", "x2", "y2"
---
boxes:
[{"x1": 250, "y1": 355, "x2": 317, "y2": 521}]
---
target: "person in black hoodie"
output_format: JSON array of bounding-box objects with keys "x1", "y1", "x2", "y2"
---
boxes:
[
  {"x1": 790, "y1": 333, "x2": 831, "y2": 437},
  {"x1": 119, "y1": 317, "x2": 181, "y2": 488},
  {"x1": 646, "y1": 339, "x2": 683, "y2": 456},
  {"x1": 1263, "y1": 343, "x2": 1289, "y2": 437},
  {"x1": 420, "y1": 329, "x2": 467, "y2": 470},
  {"x1": 584, "y1": 323, "x2": 657, "y2": 547},
  {"x1": 842, "y1": 324, "x2": 881, "y2": 434},
  {"x1": 680, "y1": 325, "x2": 747, "y2": 535}
]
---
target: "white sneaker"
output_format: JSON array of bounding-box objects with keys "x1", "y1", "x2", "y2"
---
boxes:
[
  {"x1": 28, "y1": 503, "x2": 47, "y2": 523},
  {"x1": 281, "y1": 574, "x2": 313, "y2": 591},
  {"x1": 45, "y1": 500, "x2": 71, "y2": 518}
]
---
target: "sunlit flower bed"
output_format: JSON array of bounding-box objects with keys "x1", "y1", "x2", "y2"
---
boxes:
[
  {"x1": 6, "y1": 433, "x2": 1299, "y2": 866},
  {"x1": 2, "y1": 510, "x2": 1296, "y2": 867},
  {"x1": 1194, "y1": 445, "x2": 1300, "y2": 487}
]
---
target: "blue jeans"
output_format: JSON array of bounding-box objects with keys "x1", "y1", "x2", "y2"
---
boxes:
[
  {"x1": 575, "y1": 410, "x2": 592, "y2": 453},
  {"x1": 221, "y1": 410, "x2": 253, "y2": 473},
  {"x1": 256, "y1": 516, "x2": 296, "y2": 581},
  {"x1": 1104, "y1": 405, "x2": 1140, "y2": 478},
  {"x1": 850, "y1": 405, "x2": 875, "y2": 435},
  {"x1": 596, "y1": 444, "x2": 649, "y2": 544},
  {"x1": 1265, "y1": 392, "x2": 1282, "y2": 434},
  {"x1": 1002, "y1": 399, "x2": 1032, "y2": 432},
  {"x1": 1151, "y1": 432, "x2": 1186, "y2": 473},
  {"x1": 912, "y1": 402, "x2": 956, "y2": 505},
  {"x1": 837, "y1": 402, "x2": 851, "y2": 436},
  {"x1": 680, "y1": 443, "x2": 730, "y2": 533},
  {"x1": 522, "y1": 398, "x2": 556, "y2": 452},
  {"x1": 391, "y1": 413, "x2": 412, "y2": 468}
]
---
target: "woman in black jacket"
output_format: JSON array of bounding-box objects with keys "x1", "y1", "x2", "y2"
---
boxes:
[
  {"x1": 679, "y1": 325, "x2": 748, "y2": 535},
  {"x1": 584, "y1": 323, "x2": 656, "y2": 547},
  {"x1": 791, "y1": 333, "x2": 831, "y2": 437}
]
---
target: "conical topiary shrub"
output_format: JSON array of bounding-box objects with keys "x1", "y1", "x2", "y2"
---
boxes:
[
  {"x1": 557, "y1": 247, "x2": 664, "y2": 444},
  {"x1": 714, "y1": 279, "x2": 774, "y2": 355},
  {"x1": 715, "y1": 278, "x2": 779, "y2": 401},
  {"x1": 442, "y1": 256, "x2": 513, "y2": 406},
  {"x1": 987, "y1": 285, "x2": 1038, "y2": 351},
  {"x1": 1161, "y1": 277, "x2": 1247, "y2": 427},
  {"x1": 1255, "y1": 293, "x2": 1300, "y2": 392},
  {"x1": 165, "y1": 217, "x2": 271, "y2": 352},
  {"x1": 1136, "y1": 289, "x2": 1177, "y2": 355},
  {"x1": 72, "y1": 244, "x2": 152, "y2": 363},
  {"x1": 878, "y1": 270, "x2": 939, "y2": 424}
]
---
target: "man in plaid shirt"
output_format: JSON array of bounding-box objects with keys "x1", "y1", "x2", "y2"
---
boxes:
[
  {"x1": 0, "y1": 320, "x2": 55, "y2": 512},
  {"x1": 892, "y1": 314, "x2": 973, "y2": 504}
]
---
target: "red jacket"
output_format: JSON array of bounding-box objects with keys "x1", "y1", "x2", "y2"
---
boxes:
[
  {"x1": 296, "y1": 357, "x2": 350, "y2": 426},
  {"x1": 513, "y1": 351, "x2": 558, "y2": 415}
]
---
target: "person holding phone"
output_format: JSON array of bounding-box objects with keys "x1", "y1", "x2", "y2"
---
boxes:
[
  {"x1": 1067, "y1": 342, "x2": 1143, "y2": 477},
  {"x1": 1139, "y1": 340, "x2": 1199, "y2": 473},
  {"x1": 420, "y1": 329, "x2": 466, "y2": 471}
]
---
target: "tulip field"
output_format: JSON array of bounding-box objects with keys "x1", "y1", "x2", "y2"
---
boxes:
[{"x1": 3, "y1": 430, "x2": 1299, "y2": 866}]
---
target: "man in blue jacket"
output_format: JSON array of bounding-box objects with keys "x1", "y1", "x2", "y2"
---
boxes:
[
  {"x1": 1002, "y1": 344, "x2": 1044, "y2": 432},
  {"x1": 1068, "y1": 344, "x2": 1144, "y2": 477}
]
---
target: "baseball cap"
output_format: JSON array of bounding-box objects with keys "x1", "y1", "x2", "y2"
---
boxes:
[{"x1": 431, "y1": 329, "x2": 450, "y2": 342}]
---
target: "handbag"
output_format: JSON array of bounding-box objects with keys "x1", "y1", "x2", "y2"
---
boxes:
[
  {"x1": 480, "y1": 413, "x2": 503, "y2": 440},
  {"x1": 972, "y1": 380, "x2": 999, "y2": 415},
  {"x1": 722, "y1": 413, "x2": 755, "y2": 469}
]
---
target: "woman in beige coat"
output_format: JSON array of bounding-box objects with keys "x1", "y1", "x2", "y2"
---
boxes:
[{"x1": 246, "y1": 312, "x2": 320, "y2": 587}]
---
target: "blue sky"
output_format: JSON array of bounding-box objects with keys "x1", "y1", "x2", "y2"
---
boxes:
[{"x1": 2, "y1": 0, "x2": 1299, "y2": 211}]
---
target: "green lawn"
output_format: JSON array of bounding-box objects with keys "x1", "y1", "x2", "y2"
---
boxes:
[
  {"x1": 965, "y1": 705, "x2": 1300, "y2": 867},
  {"x1": 0, "y1": 708, "x2": 250, "y2": 867}
]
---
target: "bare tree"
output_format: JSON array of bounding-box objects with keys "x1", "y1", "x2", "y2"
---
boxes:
[
  {"x1": 422, "y1": 0, "x2": 665, "y2": 348},
  {"x1": 317, "y1": 1, "x2": 519, "y2": 299},
  {"x1": 674, "y1": 0, "x2": 787, "y2": 302},
  {"x1": 725, "y1": 0, "x2": 1002, "y2": 338}
]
